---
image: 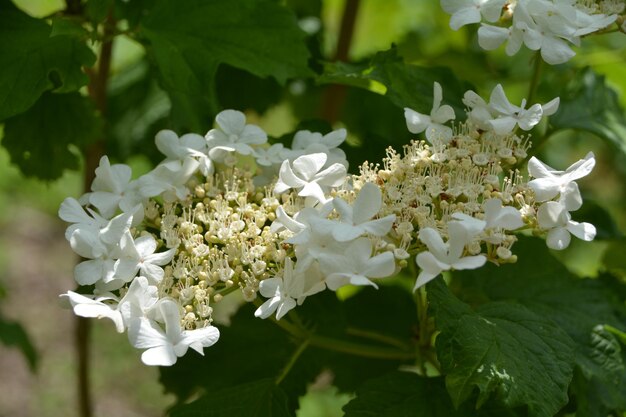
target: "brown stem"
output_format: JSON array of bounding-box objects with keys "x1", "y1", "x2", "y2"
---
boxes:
[
  {"x1": 320, "y1": 0, "x2": 360, "y2": 123},
  {"x1": 75, "y1": 10, "x2": 116, "y2": 417}
]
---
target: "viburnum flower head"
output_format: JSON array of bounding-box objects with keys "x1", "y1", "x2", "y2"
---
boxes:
[{"x1": 404, "y1": 82, "x2": 455, "y2": 143}]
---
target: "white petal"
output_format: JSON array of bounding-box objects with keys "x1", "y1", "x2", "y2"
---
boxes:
[
  {"x1": 542, "y1": 97, "x2": 560, "y2": 116},
  {"x1": 216, "y1": 110, "x2": 246, "y2": 135},
  {"x1": 362, "y1": 251, "x2": 396, "y2": 278},
  {"x1": 450, "y1": 7, "x2": 482, "y2": 30},
  {"x1": 546, "y1": 227, "x2": 571, "y2": 250},
  {"x1": 404, "y1": 108, "x2": 430, "y2": 134},
  {"x1": 478, "y1": 24, "x2": 510, "y2": 50},
  {"x1": 537, "y1": 201, "x2": 567, "y2": 229},
  {"x1": 275, "y1": 298, "x2": 297, "y2": 320},
  {"x1": 567, "y1": 221, "x2": 596, "y2": 242},
  {"x1": 451, "y1": 255, "x2": 487, "y2": 270},
  {"x1": 362, "y1": 215, "x2": 396, "y2": 237},
  {"x1": 418, "y1": 228, "x2": 447, "y2": 260},
  {"x1": 353, "y1": 183, "x2": 382, "y2": 224},
  {"x1": 254, "y1": 297, "x2": 281, "y2": 319},
  {"x1": 142, "y1": 345, "x2": 177, "y2": 366},
  {"x1": 293, "y1": 153, "x2": 327, "y2": 179}
]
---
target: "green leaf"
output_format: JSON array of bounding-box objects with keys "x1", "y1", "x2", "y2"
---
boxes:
[
  {"x1": 2, "y1": 92, "x2": 102, "y2": 180},
  {"x1": 0, "y1": 1, "x2": 96, "y2": 121},
  {"x1": 450, "y1": 237, "x2": 626, "y2": 415},
  {"x1": 343, "y1": 371, "x2": 470, "y2": 417},
  {"x1": 551, "y1": 67, "x2": 626, "y2": 156},
  {"x1": 319, "y1": 47, "x2": 471, "y2": 115},
  {"x1": 0, "y1": 314, "x2": 38, "y2": 371},
  {"x1": 428, "y1": 279, "x2": 575, "y2": 417},
  {"x1": 169, "y1": 378, "x2": 293, "y2": 417},
  {"x1": 139, "y1": 0, "x2": 312, "y2": 131},
  {"x1": 603, "y1": 240, "x2": 626, "y2": 278}
]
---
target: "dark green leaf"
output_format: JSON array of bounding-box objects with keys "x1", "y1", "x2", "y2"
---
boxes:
[
  {"x1": 343, "y1": 371, "x2": 470, "y2": 417},
  {"x1": 139, "y1": 0, "x2": 312, "y2": 131},
  {"x1": 0, "y1": 1, "x2": 96, "y2": 121},
  {"x1": 428, "y1": 279, "x2": 575, "y2": 417},
  {"x1": 85, "y1": 0, "x2": 113, "y2": 25},
  {"x1": 169, "y1": 378, "x2": 293, "y2": 417},
  {"x1": 551, "y1": 67, "x2": 626, "y2": 156},
  {"x1": 0, "y1": 314, "x2": 38, "y2": 371},
  {"x1": 50, "y1": 16, "x2": 89, "y2": 38},
  {"x1": 319, "y1": 47, "x2": 472, "y2": 115},
  {"x1": 2, "y1": 92, "x2": 102, "y2": 180},
  {"x1": 216, "y1": 65, "x2": 282, "y2": 115},
  {"x1": 571, "y1": 200, "x2": 623, "y2": 240},
  {"x1": 450, "y1": 237, "x2": 626, "y2": 415}
]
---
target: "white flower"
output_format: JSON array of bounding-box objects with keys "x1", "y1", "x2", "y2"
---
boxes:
[
  {"x1": 155, "y1": 130, "x2": 213, "y2": 176},
  {"x1": 114, "y1": 233, "x2": 177, "y2": 284},
  {"x1": 487, "y1": 84, "x2": 543, "y2": 134},
  {"x1": 537, "y1": 201, "x2": 596, "y2": 250},
  {"x1": 274, "y1": 153, "x2": 347, "y2": 205},
  {"x1": 138, "y1": 158, "x2": 200, "y2": 202},
  {"x1": 319, "y1": 238, "x2": 396, "y2": 291},
  {"x1": 414, "y1": 216, "x2": 486, "y2": 290},
  {"x1": 68, "y1": 211, "x2": 134, "y2": 286},
  {"x1": 254, "y1": 258, "x2": 325, "y2": 320},
  {"x1": 322, "y1": 183, "x2": 396, "y2": 242},
  {"x1": 441, "y1": 0, "x2": 506, "y2": 30},
  {"x1": 527, "y1": 151, "x2": 595, "y2": 210},
  {"x1": 483, "y1": 198, "x2": 524, "y2": 230},
  {"x1": 59, "y1": 197, "x2": 107, "y2": 241},
  {"x1": 60, "y1": 276, "x2": 159, "y2": 333},
  {"x1": 290, "y1": 129, "x2": 348, "y2": 167},
  {"x1": 61, "y1": 292, "x2": 125, "y2": 332},
  {"x1": 253, "y1": 143, "x2": 286, "y2": 167},
  {"x1": 87, "y1": 156, "x2": 144, "y2": 220},
  {"x1": 205, "y1": 110, "x2": 267, "y2": 159},
  {"x1": 404, "y1": 82, "x2": 455, "y2": 143},
  {"x1": 128, "y1": 299, "x2": 220, "y2": 366}
]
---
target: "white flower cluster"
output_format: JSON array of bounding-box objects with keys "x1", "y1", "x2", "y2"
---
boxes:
[
  {"x1": 441, "y1": 0, "x2": 622, "y2": 64},
  {"x1": 59, "y1": 83, "x2": 597, "y2": 366}
]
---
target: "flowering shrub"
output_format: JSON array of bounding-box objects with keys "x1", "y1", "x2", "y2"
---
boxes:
[{"x1": 1, "y1": 0, "x2": 625, "y2": 416}]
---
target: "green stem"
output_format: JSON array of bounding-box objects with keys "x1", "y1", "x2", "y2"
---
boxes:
[
  {"x1": 526, "y1": 51, "x2": 543, "y2": 104},
  {"x1": 309, "y1": 334, "x2": 414, "y2": 360},
  {"x1": 276, "y1": 338, "x2": 310, "y2": 385},
  {"x1": 347, "y1": 327, "x2": 411, "y2": 350},
  {"x1": 264, "y1": 306, "x2": 414, "y2": 360}
]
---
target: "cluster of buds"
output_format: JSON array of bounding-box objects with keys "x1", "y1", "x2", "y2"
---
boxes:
[
  {"x1": 59, "y1": 82, "x2": 596, "y2": 366},
  {"x1": 441, "y1": 0, "x2": 623, "y2": 64}
]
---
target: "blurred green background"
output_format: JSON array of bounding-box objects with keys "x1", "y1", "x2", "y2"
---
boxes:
[{"x1": 0, "y1": 0, "x2": 624, "y2": 416}]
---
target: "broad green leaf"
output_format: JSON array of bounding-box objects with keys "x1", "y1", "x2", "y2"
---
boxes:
[
  {"x1": 550, "y1": 67, "x2": 626, "y2": 156},
  {"x1": 0, "y1": 314, "x2": 38, "y2": 371},
  {"x1": 428, "y1": 279, "x2": 575, "y2": 417},
  {"x1": 318, "y1": 47, "x2": 471, "y2": 115},
  {"x1": 571, "y1": 326, "x2": 626, "y2": 417},
  {"x1": 343, "y1": 371, "x2": 470, "y2": 417},
  {"x1": 169, "y1": 378, "x2": 292, "y2": 417},
  {"x1": 450, "y1": 237, "x2": 626, "y2": 415},
  {"x1": 139, "y1": 0, "x2": 312, "y2": 131},
  {"x1": 0, "y1": 1, "x2": 96, "y2": 121},
  {"x1": 2, "y1": 92, "x2": 102, "y2": 180}
]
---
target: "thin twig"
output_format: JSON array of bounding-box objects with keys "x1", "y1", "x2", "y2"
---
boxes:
[
  {"x1": 321, "y1": 0, "x2": 361, "y2": 123},
  {"x1": 76, "y1": 9, "x2": 116, "y2": 417}
]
